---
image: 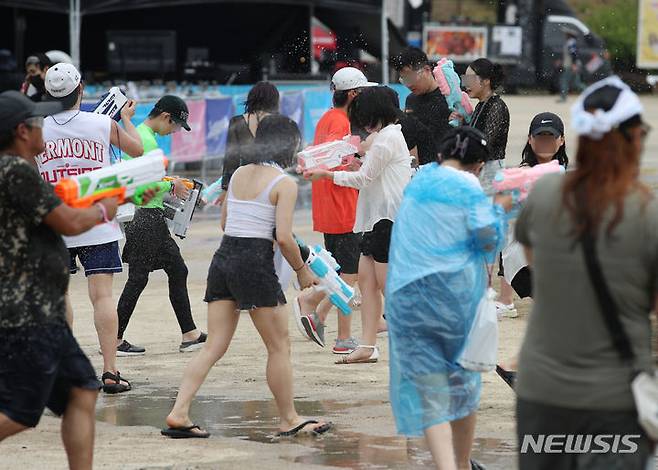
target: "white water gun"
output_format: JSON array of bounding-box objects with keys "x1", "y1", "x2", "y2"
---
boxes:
[
  {"x1": 92, "y1": 86, "x2": 128, "y2": 121},
  {"x1": 297, "y1": 136, "x2": 359, "y2": 172},
  {"x1": 296, "y1": 237, "x2": 354, "y2": 315},
  {"x1": 164, "y1": 179, "x2": 204, "y2": 239},
  {"x1": 54, "y1": 150, "x2": 168, "y2": 208}
]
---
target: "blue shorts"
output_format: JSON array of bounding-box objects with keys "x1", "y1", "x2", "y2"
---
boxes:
[{"x1": 69, "y1": 241, "x2": 123, "y2": 276}]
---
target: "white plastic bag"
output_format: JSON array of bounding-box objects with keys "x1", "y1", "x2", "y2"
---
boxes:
[
  {"x1": 458, "y1": 287, "x2": 498, "y2": 372},
  {"x1": 631, "y1": 371, "x2": 658, "y2": 440}
]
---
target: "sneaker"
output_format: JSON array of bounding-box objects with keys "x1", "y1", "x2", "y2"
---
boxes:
[
  {"x1": 116, "y1": 340, "x2": 146, "y2": 357},
  {"x1": 495, "y1": 301, "x2": 518, "y2": 318},
  {"x1": 333, "y1": 337, "x2": 359, "y2": 355},
  {"x1": 300, "y1": 313, "x2": 325, "y2": 348},
  {"x1": 179, "y1": 332, "x2": 207, "y2": 352}
]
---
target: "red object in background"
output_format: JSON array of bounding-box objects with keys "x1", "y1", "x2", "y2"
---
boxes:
[{"x1": 312, "y1": 19, "x2": 337, "y2": 60}]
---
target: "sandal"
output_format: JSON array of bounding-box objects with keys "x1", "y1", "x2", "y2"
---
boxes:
[
  {"x1": 495, "y1": 365, "x2": 516, "y2": 390},
  {"x1": 161, "y1": 424, "x2": 210, "y2": 439},
  {"x1": 335, "y1": 345, "x2": 379, "y2": 364},
  {"x1": 276, "y1": 419, "x2": 333, "y2": 437},
  {"x1": 101, "y1": 371, "x2": 131, "y2": 394}
]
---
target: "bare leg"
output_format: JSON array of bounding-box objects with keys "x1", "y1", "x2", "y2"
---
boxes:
[
  {"x1": 61, "y1": 387, "x2": 98, "y2": 470},
  {"x1": 498, "y1": 278, "x2": 515, "y2": 305},
  {"x1": 451, "y1": 412, "x2": 477, "y2": 470},
  {"x1": 500, "y1": 356, "x2": 519, "y2": 371},
  {"x1": 424, "y1": 422, "x2": 458, "y2": 470},
  {"x1": 297, "y1": 288, "x2": 326, "y2": 316},
  {"x1": 0, "y1": 413, "x2": 28, "y2": 441},
  {"x1": 87, "y1": 275, "x2": 128, "y2": 387},
  {"x1": 249, "y1": 304, "x2": 328, "y2": 433},
  {"x1": 342, "y1": 256, "x2": 381, "y2": 362},
  {"x1": 65, "y1": 293, "x2": 74, "y2": 328},
  {"x1": 166, "y1": 300, "x2": 239, "y2": 431}
]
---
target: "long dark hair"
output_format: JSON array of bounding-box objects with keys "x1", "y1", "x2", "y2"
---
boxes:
[
  {"x1": 347, "y1": 86, "x2": 399, "y2": 130},
  {"x1": 521, "y1": 141, "x2": 569, "y2": 168},
  {"x1": 244, "y1": 81, "x2": 279, "y2": 114},
  {"x1": 469, "y1": 58, "x2": 505, "y2": 90}
]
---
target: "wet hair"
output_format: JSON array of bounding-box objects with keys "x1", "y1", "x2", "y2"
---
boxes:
[
  {"x1": 333, "y1": 90, "x2": 350, "y2": 108},
  {"x1": 347, "y1": 87, "x2": 399, "y2": 130},
  {"x1": 392, "y1": 47, "x2": 430, "y2": 72},
  {"x1": 248, "y1": 114, "x2": 301, "y2": 168},
  {"x1": 48, "y1": 84, "x2": 82, "y2": 111},
  {"x1": 469, "y1": 58, "x2": 505, "y2": 90},
  {"x1": 380, "y1": 86, "x2": 400, "y2": 109},
  {"x1": 562, "y1": 85, "x2": 647, "y2": 238},
  {"x1": 438, "y1": 127, "x2": 489, "y2": 165},
  {"x1": 244, "y1": 81, "x2": 279, "y2": 114}
]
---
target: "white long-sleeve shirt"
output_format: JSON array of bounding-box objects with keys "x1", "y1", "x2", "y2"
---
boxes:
[{"x1": 333, "y1": 124, "x2": 412, "y2": 233}]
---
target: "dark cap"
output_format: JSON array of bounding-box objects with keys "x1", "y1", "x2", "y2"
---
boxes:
[
  {"x1": 153, "y1": 95, "x2": 191, "y2": 131},
  {"x1": 0, "y1": 90, "x2": 62, "y2": 132},
  {"x1": 529, "y1": 112, "x2": 564, "y2": 137}
]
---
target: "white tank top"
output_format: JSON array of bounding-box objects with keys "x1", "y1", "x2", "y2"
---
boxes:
[
  {"x1": 224, "y1": 168, "x2": 288, "y2": 240},
  {"x1": 37, "y1": 109, "x2": 122, "y2": 248}
]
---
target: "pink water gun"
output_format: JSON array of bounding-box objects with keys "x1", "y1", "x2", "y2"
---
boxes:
[
  {"x1": 297, "y1": 135, "x2": 360, "y2": 172},
  {"x1": 492, "y1": 160, "x2": 565, "y2": 202},
  {"x1": 432, "y1": 58, "x2": 474, "y2": 127}
]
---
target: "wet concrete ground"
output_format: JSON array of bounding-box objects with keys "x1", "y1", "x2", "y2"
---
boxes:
[{"x1": 96, "y1": 385, "x2": 517, "y2": 469}]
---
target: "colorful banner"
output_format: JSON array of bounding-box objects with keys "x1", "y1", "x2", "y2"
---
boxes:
[
  {"x1": 637, "y1": 0, "x2": 658, "y2": 68},
  {"x1": 205, "y1": 97, "x2": 234, "y2": 157},
  {"x1": 171, "y1": 99, "x2": 207, "y2": 162},
  {"x1": 280, "y1": 91, "x2": 304, "y2": 136}
]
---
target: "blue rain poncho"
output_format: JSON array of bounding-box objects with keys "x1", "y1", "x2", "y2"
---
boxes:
[{"x1": 385, "y1": 163, "x2": 506, "y2": 436}]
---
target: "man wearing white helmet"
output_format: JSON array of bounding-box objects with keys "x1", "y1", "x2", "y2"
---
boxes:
[
  {"x1": 35, "y1": 62, "x2": 144, "y2": 394},
  {"x1": 294, "y1": 67, "x2": 376, "y2": 354}
]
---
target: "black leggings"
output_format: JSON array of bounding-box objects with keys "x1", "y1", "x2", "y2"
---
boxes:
[{"x1": 117, "y1": 253, "x2": 196, "y2": 339}]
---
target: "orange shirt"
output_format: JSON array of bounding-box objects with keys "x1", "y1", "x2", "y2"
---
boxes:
[{"x1": 311, "y1": 108, "x2": 358, "y2": 234}]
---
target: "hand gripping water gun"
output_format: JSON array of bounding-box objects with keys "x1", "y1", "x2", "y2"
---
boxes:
[
  {"x1": 432, "y1": 58, "x2": 474, "y2": 127},
  {"x1": 163, "y1": 179, "x2": 204, "y2": 239},
  {"x1": 54, "y1": 151, "x2": 168, "y2": 208},
  {"x1": 297, "y1": 136, "x2": 359, "y2": 172},
  {"x1": 492, "y1": 160, "x2": 566, "y2": 203},
  {"x1": 92, "y1": 86, "x2": 128, "y2": 121},
  {"x1": 200, "y1": 176, "x2": 224, "y2": 205},
  {"x1": 295, "y1": 236, "x2": 355, "y2": 316}
]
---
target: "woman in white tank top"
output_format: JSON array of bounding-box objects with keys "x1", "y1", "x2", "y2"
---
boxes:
[{"x1": 164, "y1": 115, "x2": 332, "y2": 438}]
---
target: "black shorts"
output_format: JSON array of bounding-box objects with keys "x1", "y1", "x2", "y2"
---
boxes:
[
  {"x1": 69, "y1": 241, "x2": 122, "y2": 276},
  {"x1": 204, "y1": 235, "x2": 286, "y2": 310},
  {"x1": 361, "y1": 219, "x2": 393, "y2": 263},
  {"x1": 0, "y1": 324, "x2": 100, "y2": 428},
  {"x1": 323, "y1": 232, "x2": 362, "y2": 275},
  {"x1": 517, "y1": 398, "x2": 653, "y2": 470},
  {"x1": 511, "y1": 267, "x2": 533, "y2": 299}
]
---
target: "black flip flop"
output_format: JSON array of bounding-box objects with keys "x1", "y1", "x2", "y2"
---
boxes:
[
  {"x1": 161, "y1": 424, "x2": 210, "y2": 439},
  {"x1": 495, "y1": 365, "x2": 517, "y2": 390},
  {"x1": 276, "y1": 420, "x2": 333, "y2": 437},
  {"x1": 101, "y1": 371, "x2": 131, "y2": 394}
]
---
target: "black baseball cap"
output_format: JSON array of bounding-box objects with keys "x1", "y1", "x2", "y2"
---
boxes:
[
  {"x1": 0, "y1": 90, "x2": 62, "y2": 132},
  {"x1": 529, "y1": 112, "x2": 564, "y2": 137},
  {"x1": 153, "y1": 95, "x2": 191, "y2": 131}
]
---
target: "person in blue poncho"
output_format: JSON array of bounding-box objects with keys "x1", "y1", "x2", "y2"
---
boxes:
[{"x1": 385, "y1": 127, "x2": 512, "y2": 470}]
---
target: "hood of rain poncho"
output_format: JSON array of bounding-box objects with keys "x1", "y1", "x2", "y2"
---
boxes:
[{"x1": 387, "y1": 163, "x2": 507, "y2": 296}]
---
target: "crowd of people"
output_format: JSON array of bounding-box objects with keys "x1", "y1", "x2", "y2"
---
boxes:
[{"x1": 0, "y1": 46, "x2": 656, "y2": 470}]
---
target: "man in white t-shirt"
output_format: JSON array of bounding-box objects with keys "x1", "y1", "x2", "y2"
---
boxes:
[{"x1": 36, "y1": 63, "x2": 143, "y2": 394}]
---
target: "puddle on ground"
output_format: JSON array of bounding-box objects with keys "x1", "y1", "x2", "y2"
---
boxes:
[{"x1": 96, "y1": 386, "x2": 516, "y2": 469}]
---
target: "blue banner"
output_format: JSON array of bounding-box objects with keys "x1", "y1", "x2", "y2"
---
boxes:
[
  {"x1": 205, "y1": 97, "x2": 234, "y2": 157},
  {"x1": 302, "y1": 89, "x2": 333, "y2": 144},
  {"x1": 280, "y1": 91, "x2": 304, "y2": 137}
]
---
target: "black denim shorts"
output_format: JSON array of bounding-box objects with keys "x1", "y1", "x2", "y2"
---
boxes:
[
  {"x1": 0, "y1": 323, "x2": 100, "y2": 427},
  {"x1": 361, "y1": 219, "x2": 393, "y2": 263},
  {"x1": 323, "y1": 232, "x2": 362, "y2": 275},
  {"x1": 204, "y1": 235, "x2": 286, "y2": 310}
]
